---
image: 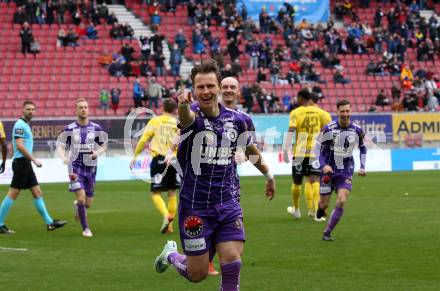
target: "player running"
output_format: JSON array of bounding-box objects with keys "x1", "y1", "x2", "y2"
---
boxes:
[
  {"x1": 315, "y1": 99, "x2": 367, "y2": 241},
  {"x1": 283, "y1": 89, "x2": 331, "y2": 220},
  {"x1": 0, "y1": 120, "x2": 7, "y2": 174},
  {"x1": 0, "y1": 101, "x2": 66, "y2": 234},
  {"x1": 130, "y1": 99, "x2": 180, "y2": 234},
  {"x1": 57, "y1": 98, "x2": 107, "y2": 237},
  {"x1": 154, "y1": 60, "x2": 275, "y2": 291}
]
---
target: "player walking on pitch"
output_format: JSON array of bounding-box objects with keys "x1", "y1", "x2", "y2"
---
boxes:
[
  {"x1": 57, "y1": 98, "x2": 107, "y2": 237},
  {"x1": 0, "y1": 120, "x2": 7, "y2": 174},
  {"x1": 130, "y1": 99, "x2": 180, "y2": 234},
  {"x1": 315, "y1": 99, "x2": 367, "y2": 241},
  {"x1": 154, "y1": 61, "x2": 275, "y2": 290},
  {"x1": 283, "y1": 89, "x2": 331, "y2": 220},
  {"x1": 0, "y1": 101, "x2": 67, "y2": 234}
]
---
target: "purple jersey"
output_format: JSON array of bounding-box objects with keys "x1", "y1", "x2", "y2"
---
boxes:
[
  {"x1": 61, "y1": 121, "x2": 107, "y2": 176},
  {"x1": 317, "y1": 121, "x2": 366, "y2": 176},
  {"x1": 178, "y1": 103, "x2": 251, "y2": 209}
]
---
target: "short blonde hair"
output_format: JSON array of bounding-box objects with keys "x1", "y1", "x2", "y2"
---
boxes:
[{"x1": 76, "y1": 98, "x2": 88, "y2": 104}]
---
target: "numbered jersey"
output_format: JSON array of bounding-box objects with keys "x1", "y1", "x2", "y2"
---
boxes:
[
  {"x1": 289, "y1": 106, "x2": 331, "y2": 158},
  {"x1": 141, "y1": 114, "x2": 179, "y2": 157}
]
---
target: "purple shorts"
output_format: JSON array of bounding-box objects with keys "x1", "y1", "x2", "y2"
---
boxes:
[
  {"x1": 178, "y1": 200, "x2": 245, "y2": 256},
  {"x1": 69, "y1": 173, "x2": 96, "y2": 198},
  {"x1": 320, "y1": 173, "x2": 353, "y2": 196}
]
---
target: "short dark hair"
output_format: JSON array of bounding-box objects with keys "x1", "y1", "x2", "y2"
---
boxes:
[
  {"x1": 23, "y1": 100, "x2": 35, "y2": 107},
  {"x1": 190, "y1": 59, "x2": 221, "y2": 86},
  {"x1": 336, "y1": 99, "x2": 351, "y2": 109},
  {"x1": 297, "y1": 88, "x2": 311, "y2": 100},
  {"x1": 310, "y1": 92, "x2": 320, "y2": 103},
  {"x1": 163, "y1": 98, "x2": 177, "y2": 113}
]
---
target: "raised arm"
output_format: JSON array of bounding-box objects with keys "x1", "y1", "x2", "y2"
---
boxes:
[{"x1": 177, "y1": 91, "x2": 195, "y2": 129}]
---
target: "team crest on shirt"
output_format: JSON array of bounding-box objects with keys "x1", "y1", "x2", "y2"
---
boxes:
[
  {"x1": 224, "y1": 122, "x2": 238, "y2": 142},
  {"x1": 184, "y1": 216, "x2": 204, "y2": 237},
  {"x1": 345, "y1": 178, "x2": 352, "y2": 184}
]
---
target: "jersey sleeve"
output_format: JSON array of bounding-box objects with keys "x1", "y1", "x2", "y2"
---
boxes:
[
  {"x1": 0, "y1": 122, "x2": 5, "y2": 139},
  {"x1": 13, "y1": 121, "x2": 26, "y2": 139},
  {"x1": 357, "y1": 127, "x2": 367, "y2": 169},
  {"x1": 244, "y1": 115, "x2": 257, "y2": 144},
  {"x1": 57, "y1": 126, "x2": 72, "y2": 147},
  {"x1": 316, "y1": 126, "x2": 332, "y2": 169},
  {"x1": 93, "y1": 124, "x2": 108, "y2": 146},
  {"x1": 133, "y1": 118, "x2": 158, "y2": 157},
  {"x1": 288, "y1": 109, "x2": 297, "y2": 128}
]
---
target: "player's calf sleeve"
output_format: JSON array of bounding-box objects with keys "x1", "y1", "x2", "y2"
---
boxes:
[
  {"x1": 168, "y1": 252, "x2": 190, "y2": 281},
  {"x1": 0, "y1": 196, "x2": 14, "y2": 226},
  {"x1": 291, "y1": 184, "x2": 300, "y2": 209},
  {"x1": 312, "y1": 182, "x2": 320, "y2": 211},
  {"x1": 167, "y1": 196, "x2": 177, "y2": 218},
  {"x1": 151, "y1": 194, "x2": 168, "y2": 217},
  {"x1": 324, "y1": 207, "x2": 344, "y2": 235},
  {"x1": 33, "y1": 197, "x2": 53, "y2": 225},
  {"x1": 77, "y1": 202, "x2": 89, "y2": 230},
  {"x1": 304, "y1": 181, "x2": 313, "y2": 211},
  {"x1": 220, "y1": 260, "x2": 241, "y2": 291}
]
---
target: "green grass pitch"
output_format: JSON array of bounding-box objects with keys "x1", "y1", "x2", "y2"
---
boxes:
[{"x1": 0, "y1": 171, "x2": 439, "y2": 290}]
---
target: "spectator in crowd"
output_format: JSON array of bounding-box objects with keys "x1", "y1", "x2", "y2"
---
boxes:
[
  {"x1": 391, "y1": 82, "x2": 402, "y2": 101},
  {"x1": 147, "y1": 77, "x2": 162, "y2": 109},
  {"x1": 66, "y1": 28, "x2": 79, "y2": 46},
  {"x1": 86, "y1": 23, "x2": 98, "y2": 40},
  {"x1": 121, "y1": 43, "x2": 135, "y2": 62},
  {"x1": 139, "y1": 35, "x2": 151, "y2": 61},
  {"x1": 133, "y1": 78, "x2": 144, "y2": 108},
  {"x1": 153, "y1": 50, "x2": 166, "y2": 76},
  {"x1": 427, "y1": 94, "x2": 439, "y2": 111},
  {"x1": 169, "y1": 44, "x2": 182, "y2": 76},
  {"x1": 375, "y1": 89, "x2": 391, "y2": 108},
  {"x1": 174, "y1": 29, "x2": 187, "y2": 53},
  {"x1": 140, "y1": 61, "x2": 153, "y2": 77},
  {"x1": 14, "y1": 6, "x2": 28, "y2": 24},
  {"x1": 30, "y1": 37, "x2": 40, "y2": 58},
  {"x1": 122, "y1": 23, "x2": 134, "y2": 39},
  {"x1": 98, "y1": 51, "x2": 113, "y2": 67},
  {"x1": 151, "y1": 10, "x2": 161, "y2": 26},
  {"x1": 107, "y1": 11, "x2": 118, "y2": 25},
  {"x1": 111, "y1": 87, "x2": 121, "y2": 114},
  {"x1": 402, "y1": 93, "x2": 418, "y2": 111},
  {"x1": 100, "y1": 89, "x2": 110, "y2": 114},
  {"x1": 333, "y1": 69, "x2": 351, "y2": 84},
  {"x1": 20, "y1": 22, "x2": 33, "y2": 55}
]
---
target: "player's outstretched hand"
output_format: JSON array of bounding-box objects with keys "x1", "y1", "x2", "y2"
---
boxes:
[
  {"x1": 322, "y1": 165, "x2": 333, "y2": 174},
  {"x1": 177, "y1": 90, "x2": 193, "y2": 104},
  {"x1": 282, "y1": 150, "x2": 290, "y2": 164},
  {"x1": 33, "y1": 159, "x2": 42, "y2": 167},
  {"x1": 0, "y1": 161, "x2": 5, "y2": 173},
  {"x1": 358, "y1": 169, "x2": 366, "y2": 177},
  {"x1": 91, "y1": 151, "x2": 98, "y2": 160},
  {"x1": 265, "y1": 178, "x2": 275, "y2": 201},
  {"x1": 69, "y1": 173, "x2": 78, "y2": 181}
]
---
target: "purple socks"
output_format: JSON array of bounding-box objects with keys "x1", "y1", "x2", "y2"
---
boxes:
[
  {"x1": 219, "y1": 260, "x2": 241, "y2": 291},
  {"x1": 324, "y1": 207, "x2": 344, "y2": 235},
  {"x1": 168, "y1": 252, "x2": 190, "y2": 280},
  {"x1": 77, "y1": 203, "x2": 88, "y2": 230}
]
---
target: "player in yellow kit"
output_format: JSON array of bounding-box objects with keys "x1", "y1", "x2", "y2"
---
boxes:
[
  {"x1": 0, "y1": 121, "x2": 7, "y2": 174},
  {"x1": 130, "y1": 99, "x2": 180, "y2": 233},
  {"x1": 283, "y1": 89, "x2": 331, "y2": 221}
]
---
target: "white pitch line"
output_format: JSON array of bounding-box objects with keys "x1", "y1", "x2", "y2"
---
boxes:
[{"x1": 0, "y1": 246, "x2": 28, "y2": 252}]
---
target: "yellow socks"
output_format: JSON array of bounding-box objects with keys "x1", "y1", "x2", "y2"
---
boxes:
[
  {"x1": 291, "y1": 184, "x2": 300, "y2": 209},
  {"x1": 312, "y1": 182, "x2": 320, "y2": 212},
  {"x1": 151, "y1": 194, "x2": 168, "y2": 218},
  {"x1": 167, "y1": 196, "x2": 177, "y2": 219},
  {"x1": 304, "y1": 181, "x2": 314, "y2": 212}
]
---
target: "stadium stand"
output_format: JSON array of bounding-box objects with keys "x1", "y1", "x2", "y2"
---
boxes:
[{"x1": 1, "y1": 0, "x2": 440, "y2": 117}]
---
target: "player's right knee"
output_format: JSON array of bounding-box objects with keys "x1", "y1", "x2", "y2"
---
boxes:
[
  {"x1": 188, "y1": 269, "x2": 208, "y2": 283},
  {"x1": 77, "y1": 199, "x2": 86, "y2": 205}
]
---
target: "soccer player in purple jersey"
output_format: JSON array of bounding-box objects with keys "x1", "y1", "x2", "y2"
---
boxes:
[
  {"x1": 154, "y1": 61, "x2": 275, "y2": 291},
  {"x1": 315, "y1": 99, "x2": 366, "y2": 241},
  {"x1": 57, "y1": 98, "x2": 107, "y2": 237}
]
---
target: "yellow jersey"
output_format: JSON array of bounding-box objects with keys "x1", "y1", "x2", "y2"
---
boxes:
[
  {"x1": 134, "y1": 114, "x2": 178, "y2": 158},
  {"x1": 288, "y1": 105, "x2": 331, "y2": 157},
  {"x1": 0, "y1": 121, "x2": 5, "y2": 139}
]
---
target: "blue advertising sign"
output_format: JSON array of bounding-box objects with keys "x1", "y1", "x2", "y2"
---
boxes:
[
  {"x1": 391, "y1": 148, "x2": 440, "y2": 171},
  {"x1": 238, "y1": 0, "x2": 329, "y2": 23},
  {"x1": 251, "y1": 113, "x2": 393, "y2": 144}
]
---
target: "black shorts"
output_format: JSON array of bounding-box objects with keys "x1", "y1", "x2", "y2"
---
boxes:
[
  {"x1": 291, "y1": 157, "x2": 320, "y2": 185},
  {"x1": 150, "y1": 155, "x2": 180, "y2": 192},
  {"x1": 10, "y1": 158, "x2": 39, "y2": 190}
]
